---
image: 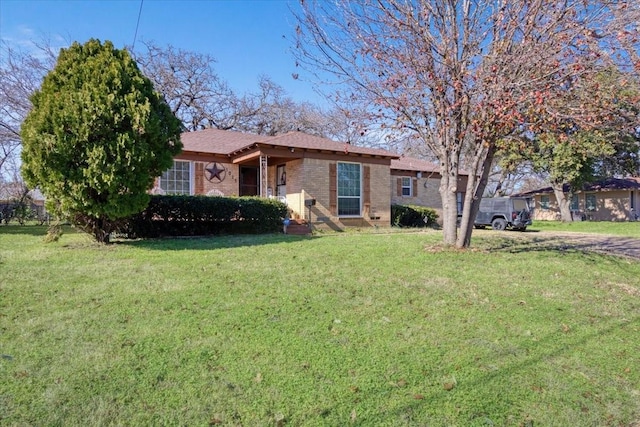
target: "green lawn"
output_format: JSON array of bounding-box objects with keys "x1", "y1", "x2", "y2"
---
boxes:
[
  {"x1": 530, "y1": 220, "x2": 640, "y2": 238},
  {"x1": 1, "y1": 226, "x2": 639, "y2": 426}
]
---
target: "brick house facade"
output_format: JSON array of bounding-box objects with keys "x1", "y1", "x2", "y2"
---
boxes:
[
  {"x1": 390, "y1": 157, "x2": 469, "y2": 221},
  {"x1": 518, "y1": 178, "x2": 640, "y2": 222},
  {"x1": 156, "y1": 129, "x2": 401, "y2": 230},
  {"x1": 156, "y1": 129, "x2": 469, "y2": 230}
]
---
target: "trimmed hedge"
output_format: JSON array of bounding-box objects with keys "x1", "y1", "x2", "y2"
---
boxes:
[
  {"x1": 391, "y1": 204, "x2": 438, "y2": 228},
  {"x1": 124, "y1": 195, "x2": 288, "y2": 238}
]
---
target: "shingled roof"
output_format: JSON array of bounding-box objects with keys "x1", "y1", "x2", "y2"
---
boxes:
[
  {"x1": 252, "y1": 131, "x2": 398, "y2": 158},
  {"x1": 391, "y1": 157, "x2": 440, "y2": 173},
  {"x1": 180, "y1": 128, "x2": 269, "y2": 155},
  {"x1": 517, "y1": 177, "x2": 640, "y2": 196},
  {"x1": 180, "y1": 129, "x2": 399, "y2": 159}
]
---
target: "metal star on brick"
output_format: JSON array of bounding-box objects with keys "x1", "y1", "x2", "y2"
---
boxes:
[{"x1": 205, "y1": 162, "x2": 226, "y2": 182}]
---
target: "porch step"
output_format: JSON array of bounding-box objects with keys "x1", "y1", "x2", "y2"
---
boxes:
[{"x1": 285, "y1": 220, "x2": 311, "y2": 235}]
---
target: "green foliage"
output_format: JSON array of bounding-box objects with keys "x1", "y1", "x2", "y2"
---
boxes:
[
  {"x1": 532, "y1": 130, "x2": 614, "y2": 189},
  {"x1": 43, "y1": 222, "x2": 63, "y2": 243},
  {"x1": 1, "y1": 201, "x2": 33, "y2": 225},
  {"x1": 20, "y1": 39, "x2": 182, "y2": 243},
  {"x1": 499, "y1": 68, "x2": 640, "y2": 190},
  {"x1": 124, "y1": 195, "x2": 288, "y2": 237},
  {"x1": 391, "y1": 204, "x2": 438, "y2": 227}
]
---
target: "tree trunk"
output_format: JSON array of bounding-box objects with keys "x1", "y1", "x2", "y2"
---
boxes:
[
  {"x1": 551, "y1": 182, "x2": 573, "y2": 222},
  {"x1": 456, "y1": 144, "x2": 496, "y2": 248},
  {"x1": 440, "y1": 171, "x2": 459, "y2": 246}
]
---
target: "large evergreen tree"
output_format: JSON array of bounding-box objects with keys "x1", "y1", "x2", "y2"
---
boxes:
[{"x1": 21, "y1": 39, "x2": 182, "y2": 242}]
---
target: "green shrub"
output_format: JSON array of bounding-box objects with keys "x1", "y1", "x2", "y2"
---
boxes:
[
  {"x1": 124, "y1": 195, "x2": 288, "y2": 238},
  {"x1": 391, "y1": 204, "x2": 438, "y2": 227}
]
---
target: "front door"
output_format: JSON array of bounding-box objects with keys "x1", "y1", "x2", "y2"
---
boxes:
[{"x1": 240, "y1": 167, "x2": 259, "y2": 196}]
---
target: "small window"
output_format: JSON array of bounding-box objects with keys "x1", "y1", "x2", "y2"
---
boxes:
[
  {"x1": 540, "y1": 195, "x2": 550, "y2": 210},
  {"x1": 401, "y1": 177, "x2": 412, "y2": 196},
  {"x1": 457, "y1": 192, "x2": 464, "y2": 214},
  {"x1": 586, "y1": 193, "x2": 596, "y2": 211},
  {"x1": 570, "y1": 195, "x2": 579, "y2": 211}
]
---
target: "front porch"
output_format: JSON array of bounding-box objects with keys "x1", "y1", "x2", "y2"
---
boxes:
[{"x1": 164, "y1": 128, "x2": 398, "y2": 230}]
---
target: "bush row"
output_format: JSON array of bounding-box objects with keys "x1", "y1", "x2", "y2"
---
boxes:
[
  {"x1": 124, "y1": 195, "x2": 288, "y2": 238},
  {"x1": 391, "y1": 204, "x2": 438, "y2": 228}
]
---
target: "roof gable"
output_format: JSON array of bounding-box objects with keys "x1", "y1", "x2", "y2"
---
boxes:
[
  {"x1": 255, "y1": 131, "x2": 398, "y2": 158},
  {"x1": 181, "y1": 128, "x2": 269, "y2": 155},
  {"x1": 180, "y1": 129, "x2": 400, "y2": 159}
]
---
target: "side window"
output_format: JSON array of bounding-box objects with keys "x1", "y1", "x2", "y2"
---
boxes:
[
  {"x1": 540, "y1": 195, "x2": 550, "y2": 210},
  {"x1": 570, "y1": 194, "x2": 579, "y2": 211},
  {"x1": 586, "y1": 193, "x2": 596, "y2": 211},
  {"x1": 401, "y1": 177, "x2": 412, "y2": 196}
]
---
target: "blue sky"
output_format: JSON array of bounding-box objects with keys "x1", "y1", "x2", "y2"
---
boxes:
[{"x1": 0, "y1": 0, "x2": 323, "y2": 104}]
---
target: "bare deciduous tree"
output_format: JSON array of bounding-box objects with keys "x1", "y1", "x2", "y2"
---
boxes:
[
  {"x1": 0, "y1": 40, "x2": 56, "y2": 181},
  {"x1": 295, "y1": 0, "x2": 639, "y2": 247},
  {"x1": 134, "y1": 43, "x2": 341, "y2": 138},
  {"x1": 133, "y1": 41, "x2": 239, "y2": 131}
]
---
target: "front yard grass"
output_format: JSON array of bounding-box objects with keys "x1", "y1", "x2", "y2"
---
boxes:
[
  {"x1": 530, "y1": 220, "x2": 640, "y2": 238},
  {"x1": 1, "y1": 226, "x2": 639, "y2": 426}
]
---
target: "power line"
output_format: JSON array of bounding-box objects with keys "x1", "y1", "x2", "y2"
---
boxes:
[{"x1": 132, "y1": 0, "x2": 144, "y2": 50}]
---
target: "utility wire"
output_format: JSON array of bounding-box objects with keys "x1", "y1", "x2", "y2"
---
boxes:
[{"x1": 132, "y1": 0, "x2": 144, "y2": 50}]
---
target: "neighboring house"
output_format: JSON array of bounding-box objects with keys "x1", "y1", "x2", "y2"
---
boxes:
[
  {"x1": 390, "y1": 157, "x2": 468, "y2": 220},
  {"x1": 155, "y1": 128, "x2": 401, "y2": 230},
  {"x1": 518, "y1": 177, "x2": 640, "y2": 221},
  {"x1": 0, "y1": 183, "x2": 47, "y2": 222}
]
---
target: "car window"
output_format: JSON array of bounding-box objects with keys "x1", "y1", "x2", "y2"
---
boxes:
[{"x1": 512, "y1": 199, "x2": 528, "y2": 210}]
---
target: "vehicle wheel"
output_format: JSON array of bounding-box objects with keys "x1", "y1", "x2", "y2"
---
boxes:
[{"x1": 491, "y1": 218, "x2": 507, "y2": 231}]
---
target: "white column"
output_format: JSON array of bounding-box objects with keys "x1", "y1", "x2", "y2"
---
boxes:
[{"x1": 260, "y1": 155, "x2": 268, "y2": 198}]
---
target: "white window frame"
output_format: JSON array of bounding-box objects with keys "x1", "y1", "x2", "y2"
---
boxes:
[
  {"x1": 337, "y1": 162, "x2": 362, "y2": 217},
  {"x1": 159, "y1": 160, "x2": 193, "y2": 195},
  {"x1": 401, "y1": 177, "x2": 412, "y2": 197}
]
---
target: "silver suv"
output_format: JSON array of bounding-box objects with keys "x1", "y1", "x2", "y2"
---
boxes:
[{"x1": 474, "y1": 197, "x2": 532, "y2": 231}]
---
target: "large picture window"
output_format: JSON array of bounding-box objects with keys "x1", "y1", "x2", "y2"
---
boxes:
[
  {"x1": 160, "y1": 160, "x2": 192, "y2": 195},
  {"x1": 337, "y1": 162, "x2": 361, "y2": 216}
]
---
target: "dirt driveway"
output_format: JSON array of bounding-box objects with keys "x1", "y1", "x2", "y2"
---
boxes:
[{"x1": 479, "y1": 229, "x2": 640, "y2": 260}]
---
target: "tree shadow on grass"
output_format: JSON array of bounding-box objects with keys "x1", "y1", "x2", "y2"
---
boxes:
[
  {"x1": 0, "y1": 224, "x2": 316, "y2": 251},
  {"x1": 477, "y1": 233, "x2": 640, "y2": 262},
  {"x1": 115, "y1": 233, "x2": 316, "y2": 251},
  {"x1": 0, "y1": 224, "x2": 60, "y2": 237}
]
